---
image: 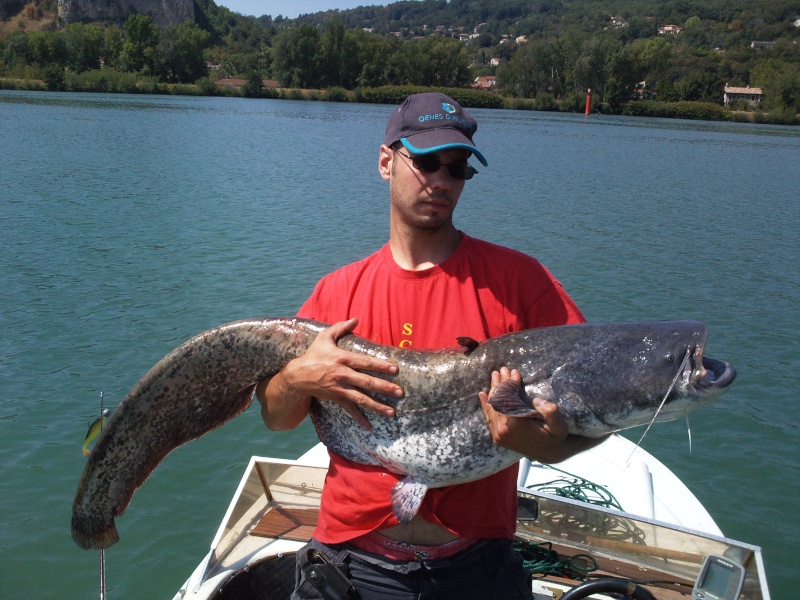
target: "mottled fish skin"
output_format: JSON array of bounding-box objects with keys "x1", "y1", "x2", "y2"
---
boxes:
[
  {"x1": 72, "y1": 318, "x2": 326, "y2": 551},
  {"x1": 72, "y1": 319, "x2": 735, "y2": 548}
]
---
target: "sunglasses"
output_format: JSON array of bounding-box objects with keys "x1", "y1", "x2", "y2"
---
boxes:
[{"x1": 394, "y1": 149, "x2": 478, "y2": 181}]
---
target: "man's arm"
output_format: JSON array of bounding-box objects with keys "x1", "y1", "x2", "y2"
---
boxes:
[
  {"x1": 255, "y1": 318, "x2": 404, "y2": 432},
  {"x1": 478, "y1": 367, "x2": 608, "y2": 463}
]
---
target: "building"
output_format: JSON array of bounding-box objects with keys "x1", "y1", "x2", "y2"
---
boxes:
[
  {"x1": 658, "y1": 24, "x2": 682, "y2": 35},
  {"x1": 609, "y1": 16, "x2": 627, "y2": 28},
  {"x1": 473, "y1": 76, "x2": 496, "y2": 91},
  {"x1": 723, "y1": 85, "x2": 763, "y2": 107}
]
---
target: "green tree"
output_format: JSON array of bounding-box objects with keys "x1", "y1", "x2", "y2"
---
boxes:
[
  {"x1": 272, "y1": 24, "x2": 321, "y2": 88},
  {"x1": 3, "y1": 31, "x2": 29, "y2": 70},
  {"x1": 43, "y1": 63, "x2": 66, "y2": 91},
  {"x1": 551, "y1": 29, "x2": 588, "y2": 97},
  {"x1": 157, "y1": 22, "x2": 211, "y2": 83},
  {"x1": 102, "y1": 26, "x2": 126, "y2": 70},
  {"x1": 574, "y1": 35, "x2": 622, "y2": 99},
  {"x1": 333, "y1": 28, "x2": 363, "y2": 89},
  {"x1": 401, "y1": 36, "x2": 470, "y2": 87},
  {"x1": 121, "y1": 14, "x2": 159, "y2": 75},
  {"x1": 319, "y1": 17, "x2": 345, "y2": 87},
  {"x1": 244, "y1": 70, "x2": 264, "y2": 97},
  {"x1": 753, "y1": 59, "x2": 800, "y2": 112},
  {"x1": 357, "y1": 33, "x2": 399, "y2": 87},
  {"x1": 499, "y1": 39, "x2": 553, "y2": 98},
  {"x1": 630, "y1": 36, "x2": 673, "y2": 91},
  {"x1": 62, "y1": 23, "x2": 104, "y2": 72},
  {"x1": 27, "y1": 31, "x2": 52, "y2": 66},
  {"x1": 426, "y1": 36, "x2": 471, "y2": 87}
]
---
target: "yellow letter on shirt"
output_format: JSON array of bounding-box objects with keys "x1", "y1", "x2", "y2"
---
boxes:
[{"x1": 399, "y1": 323, "x2": 413, "y2": 347}]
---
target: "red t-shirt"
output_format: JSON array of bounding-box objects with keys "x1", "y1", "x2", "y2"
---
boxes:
[{"x1": 297, "y1": 233, "x2": 585, "y2": 543}]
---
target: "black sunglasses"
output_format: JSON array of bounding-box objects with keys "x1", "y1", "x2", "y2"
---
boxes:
[{"x1": 394, "y1": 149, "x2": 478, "y2": 181}]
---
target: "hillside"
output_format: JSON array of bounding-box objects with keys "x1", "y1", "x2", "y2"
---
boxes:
[
  {"x1": 0, "y1": 0, "x2": 57, "y2": 35},
  {"x1": 1, "y1": 0, "x2": 798, "y2": 117}
]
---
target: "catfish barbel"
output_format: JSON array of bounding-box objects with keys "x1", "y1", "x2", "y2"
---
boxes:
[{"x1": 72, "y1": 318, "x2": 735, "y2": 550}]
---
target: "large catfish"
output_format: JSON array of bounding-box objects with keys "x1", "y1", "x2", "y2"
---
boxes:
[{"x1": 72, "y1": 318, "x2": 735, "y2": 550}]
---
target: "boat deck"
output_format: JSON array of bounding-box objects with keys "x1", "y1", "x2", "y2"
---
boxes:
[
  {"x1": 249, "y1": 505, "x2": 695, "y2": 598},
  {"x1": 251, "y1": 507, "x2": 319, "y2": 542},
  {"x1": 175, "y1": 455, "x2": 770, "y2": 600}
]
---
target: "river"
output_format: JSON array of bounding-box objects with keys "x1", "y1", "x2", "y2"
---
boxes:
[{"x1": 1, "y1": 90, "x2": 798, "y2": 598}]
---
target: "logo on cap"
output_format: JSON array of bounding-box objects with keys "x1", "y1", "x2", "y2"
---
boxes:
[{"x1": 441, "y1": 102, "x2": 456, "y2": 114}]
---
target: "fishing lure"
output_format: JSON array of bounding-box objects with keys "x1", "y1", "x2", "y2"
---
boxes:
[{"x1": 82, "y1": 409, "x2": 111, "y2": 456}]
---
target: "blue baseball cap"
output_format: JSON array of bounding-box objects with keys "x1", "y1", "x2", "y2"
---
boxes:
[{"x1": 384, "y1": 93, "x2": 488, "y2": 167}]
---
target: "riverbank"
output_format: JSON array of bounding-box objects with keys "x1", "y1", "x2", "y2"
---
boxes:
[{"x1": 2, "y1": 75, "x2": 797, "y2": 126}]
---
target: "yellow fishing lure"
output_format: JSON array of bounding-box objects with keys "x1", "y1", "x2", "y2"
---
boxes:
[{"x1": 82, "y1": 409, "x2": 111, "y2": 456}]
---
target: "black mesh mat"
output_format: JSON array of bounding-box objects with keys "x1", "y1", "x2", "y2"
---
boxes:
[{"x1": 209, "y1": 552, "x2": 296, "y2": 600}]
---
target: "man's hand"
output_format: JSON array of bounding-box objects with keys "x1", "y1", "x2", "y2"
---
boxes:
[
  {"x1": 257, "y1": 318, "x2": 403, "y2": 431},
  {"x1": 479, "y1": 367, "x2": 605, "y2": 463}
]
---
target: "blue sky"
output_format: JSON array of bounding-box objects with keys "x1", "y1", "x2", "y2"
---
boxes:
[{"x1": 216, "y1": 0, "x2": 399, "y2": 19}]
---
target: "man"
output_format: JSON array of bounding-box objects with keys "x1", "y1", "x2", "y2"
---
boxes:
[{"x1": 256, "y1": 93, "x2": 603, "y2": 599}]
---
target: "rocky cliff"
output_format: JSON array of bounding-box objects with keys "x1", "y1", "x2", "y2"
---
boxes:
[{"x1": 58, "y1": 0, "x2": 194, "y2": 27}]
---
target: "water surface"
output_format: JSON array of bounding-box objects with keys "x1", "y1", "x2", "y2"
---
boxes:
[{"x1": 1, "y1": 91, "x2": 798, "y2": 598}]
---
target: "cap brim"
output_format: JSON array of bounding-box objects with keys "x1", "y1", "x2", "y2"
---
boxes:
[{"x1": 401, "y1": 136, "x2": 488, "y2": 167}]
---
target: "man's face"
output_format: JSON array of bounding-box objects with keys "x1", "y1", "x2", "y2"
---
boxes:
[{"x1": 381, "y1": 146, "x2": 470, "y2": 232}]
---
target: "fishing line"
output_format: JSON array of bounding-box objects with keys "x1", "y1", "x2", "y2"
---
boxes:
[
  {"x1": 685, "y1": 414, "x2": 692, "y2": 454},
  {"x1": 626, "y1": 348, "x2": 691, "y2": 464}
]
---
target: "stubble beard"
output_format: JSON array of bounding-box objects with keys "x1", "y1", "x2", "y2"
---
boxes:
[{"x1": 393, "y1": 192, "x2": 455, "y2": 232}]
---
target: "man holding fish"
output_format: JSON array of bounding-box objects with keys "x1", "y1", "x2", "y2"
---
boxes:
[{"x1": 256, "y1": 93, "x2": 605, "y2": 599}]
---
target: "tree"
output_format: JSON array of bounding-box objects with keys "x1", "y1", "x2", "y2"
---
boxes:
[
  {"x1": 401, "y1": 36, "x2": 470, "y2": 87},
  {"x1": 157, "y1": 22, "x2": 211, "y2": 83},
  {"x1": 631, "y1": 36, "x2": 673, "y2": 91},
  {"x1": 102, "y1": 26, "x2": 126, "y2": 70},
  {"x1": 319, "y1": 18, "x2": 345, "y2": 87},
  {"x1": 3, "y1": 31, "x2": 29, "y2": 70},
  {"x1": 120, "y1": 14, "x2": 159, "y2": 75},
  {"x1": 499, "y1": 39, "x2": 553, "y2": 98},
  {"x1": 62, "y1": 23, "x2": 104, "y2": 72},
  {"x1": 752, "y1": 59, "x2": 800, "y2": 112},
  {"x1": 43, "y1": 63, "x2": 65, "y2": 91},
  {"x1": 357, "y1": 33, "x2": 400, "y2": 87},
  {"x1": 573, "y1": 35, "x2": 622, "y2": 99},
  {"x1": 272, "y1": 24, "x2": 321, "y2": 88},
  {"x1": 244, "y1": 70, "x2": 264, "y2": 97}
]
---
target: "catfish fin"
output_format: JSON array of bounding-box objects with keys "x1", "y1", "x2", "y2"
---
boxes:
[
  {"x1": 390, "y1": 476, "x2": 429, "y2": 525},
  {"x1": 524, "y1": 368, "x2": 557, "y2": 403},
  {"x1": 489, "y1": 379, "x2": 539, "y2": 417},
  {"x1": 456, "y1": 336, "x2": 480, "y2": 355}
]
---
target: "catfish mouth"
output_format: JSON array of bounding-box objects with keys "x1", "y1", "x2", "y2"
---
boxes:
[
  {"x1": 688, "y1": 342, "x2": 736, "y2": 392},
  {"x1": 697, "y1": 356, "x2": 736, "y2": 389}
]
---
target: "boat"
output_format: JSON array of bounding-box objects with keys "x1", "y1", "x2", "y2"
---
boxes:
[{"x1": 172, "y1": 436, "x2": 770, "y2": 599}]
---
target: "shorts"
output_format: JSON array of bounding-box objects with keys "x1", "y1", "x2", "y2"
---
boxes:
[{"x1": 291, "y1": 536, "x2": 533, "y2": 599}]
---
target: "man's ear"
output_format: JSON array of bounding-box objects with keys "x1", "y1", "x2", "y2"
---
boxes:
[{"x1": 378, "y1": 144, "x2": 393, "y2": 181}]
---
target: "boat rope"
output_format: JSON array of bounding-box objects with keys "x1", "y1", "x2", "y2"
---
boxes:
[
  {"x1": 524, "y1": 464, "x2": 647, "y2": 544},
  {"x1": 525, "y1": 464, "x2": 624, "y2": 511},
  {"x1": 513, "y1": 540, "x2": 598, "y2": 577}
]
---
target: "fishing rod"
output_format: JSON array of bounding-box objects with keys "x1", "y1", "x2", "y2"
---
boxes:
[
  {"x1": 99, "y1": 391, "x2": 106, "y2": 600},
  {"x1": 83, "y1": 391, "x2": 109, "y2": 599}
]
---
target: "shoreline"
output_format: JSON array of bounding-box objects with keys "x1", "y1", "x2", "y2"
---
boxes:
[{"x1": 2, "y1": 77, "x2": 797, "y2": 126}]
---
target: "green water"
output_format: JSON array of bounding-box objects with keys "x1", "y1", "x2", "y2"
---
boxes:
[{"x1": 1, "y1": 91, "x2": 798, "y2": 598}]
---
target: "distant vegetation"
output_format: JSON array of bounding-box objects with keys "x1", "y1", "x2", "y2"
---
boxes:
[{"x1": 1, "y1": 0, "x2": 798, "y2": 123}]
